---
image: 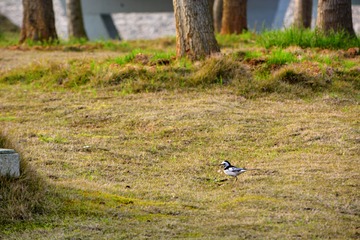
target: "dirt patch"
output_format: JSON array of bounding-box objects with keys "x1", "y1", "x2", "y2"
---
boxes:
[{"x1": 245, "y1": 57, "x2": 266, "y2": 66}]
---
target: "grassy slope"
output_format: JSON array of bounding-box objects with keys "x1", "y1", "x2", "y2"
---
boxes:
[
  {"x1": 0, "y1": 31, "x2": 360, "y2": 239},
  {"x1": 1, "y1": 88, "x2": 359, "y2": 239}
]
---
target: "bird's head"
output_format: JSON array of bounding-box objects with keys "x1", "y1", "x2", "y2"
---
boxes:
[{"x1": 220, "y1": 161, "x2": 230, "y2": 167}]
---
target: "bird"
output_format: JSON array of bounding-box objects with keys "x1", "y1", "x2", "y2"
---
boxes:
[{"x1": 219, "y1": 161, "x2": 259, "y2": 182}]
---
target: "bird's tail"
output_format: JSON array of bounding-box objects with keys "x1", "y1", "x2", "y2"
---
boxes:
[{"x1": 245, "y1": 169, "x2": 260, "y2": 171}]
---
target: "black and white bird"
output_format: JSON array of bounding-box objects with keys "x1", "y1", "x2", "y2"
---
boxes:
[{"x1": 220, "y1": 161, "x2": 259, "y2": 182}]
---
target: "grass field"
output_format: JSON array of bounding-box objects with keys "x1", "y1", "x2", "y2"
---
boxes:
[{"x1": 0, "y1": 30, "x2": 360, "y2": 239}]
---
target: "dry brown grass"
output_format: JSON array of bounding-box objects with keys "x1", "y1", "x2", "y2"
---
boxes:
[
  {"x1": 0, "y1": 82, "x2": 359, "y2": 238},
  {"x1": 1, "y1": 35, "x2": 360, "y2": 238},
  {"x1": 0, "y1": 49, "x2": 122, "y2": 71},
  {"x1": 0, "y1": 128, "x2": 53, "y2": 222}
]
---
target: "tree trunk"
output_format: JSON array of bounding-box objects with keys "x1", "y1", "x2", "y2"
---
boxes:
[
  {"x1": 293, "y1": 0, "x2": 313, "y2": 29},
  {"x1": 220, "y1": 0, "x2": 247, "y2": 35},
  {"x1": 173, "y1": 0, "x2": 220, "y2": 60},
  {"x1": 66, "y1": 0, "x2": 88, "y2": 40},
  {"x1": 19, "y1": 0, "x2": 58, "y2": 44},
  {"x1": 208, "y1": 0, "x2": 214, "y2": 26},
  {"x1": 316, "y1": 0, "x2": 355, "y2": 36},
  {"x1": 213, "y1": 0, "x2": 223, "y2": 33}
]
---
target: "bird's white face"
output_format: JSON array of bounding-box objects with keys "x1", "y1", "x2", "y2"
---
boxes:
[{"x1": 220, "y1": 161, "x2": 230, "y2": 167}]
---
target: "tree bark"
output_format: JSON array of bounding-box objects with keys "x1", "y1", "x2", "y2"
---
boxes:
[
  {"x1": 208, "y1": 0, "x2": 214, "y2": 26},
  {"x1": 293, "y1": 0, "x2": 313, "y2": 29},
  {"x1": 213, "y1": 0, "x2": 223, "y2": 33},
  {"x1": 173, "y1": 0, "x2": 220, "y2": 60},
  {"x1": 316, "y1": 0, "x2": 355, "y2": 36},
  {"x1": 220, "y1": 0, "x2": 247, "y2": 35},
  {"x1": 66, "y1": 0, "x2": 88, "y2": 40},
  {"x1": 19, "y1": 0, "x2": 58, "y2": 44}
]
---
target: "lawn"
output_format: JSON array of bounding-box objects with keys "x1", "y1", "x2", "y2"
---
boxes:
[{"x1": 0, "y1": 30, "x2": 359, "y2": 239}]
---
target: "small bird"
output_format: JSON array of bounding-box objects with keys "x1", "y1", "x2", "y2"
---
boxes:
[{"x1": 220, "y1": 161, "x2": 259, "y2": 182}]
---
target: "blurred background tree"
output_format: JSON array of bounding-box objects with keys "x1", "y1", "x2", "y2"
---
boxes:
[
  {"x1": 213, "y1": 0, "x2": 223, "y2": 33},
  {"x1": 173, "y1": 0, "x2": 220, "y2": 59},
  {"x1": 316, "y1": 0, "x2": 355, "y2": 36},
  {"x1": 220, "y1": 0, "x2": 247, "y2": 35},
  {"x1": 293, "y1": 0, "x2": 313, "y2": 29},
  {"x1": 208, "y1": 0, "x2": 214, "y2": 26},
  {"x1": 19, "y1": 0, "x2": 58, "y2": 44},
  {"x1": 66, "y1": 0, "x2": 88, "y2": 40}
]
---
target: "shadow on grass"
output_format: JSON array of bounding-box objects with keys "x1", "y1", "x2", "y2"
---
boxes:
[{"x1": 0, "y1": 129, "x2": 55, "y2": 225}]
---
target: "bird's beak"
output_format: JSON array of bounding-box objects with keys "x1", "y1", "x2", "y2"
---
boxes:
[{"x1": 219, "y1": 163, "x2": 224, "y2": 166}]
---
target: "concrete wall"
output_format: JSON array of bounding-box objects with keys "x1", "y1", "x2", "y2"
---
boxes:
[
  {"x1": 63, "y1": 0, "x2": 295, "y2": 40},
  {"x1": 1, "y1": 0, "x2": 360, "y2": 40},
  {"x1": 0, "y1": 149, "x2": 20, "y2": 177},
  {"x1": 60, "y1": 0, "x2": 174, "y2": 39}
]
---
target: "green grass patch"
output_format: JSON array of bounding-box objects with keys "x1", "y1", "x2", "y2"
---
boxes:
[
  {"x1": 267, "y1": 48, "x2": 299, "y2": 65},
  {"x1": 244, "y1": 50, "x2": 263, "y2": 60},
  {"x1": 216, "y1": 31, "x2": 256, "y2": 48},
  {"x1": 1, "y1": 51, "x2": 359, "y2": 99},
  {"x1": 0, "y1": 30, "x2": 18, "y2": 47},
  {"x1": 258, "y1": 27, "x2": 360, "y2": 49}
]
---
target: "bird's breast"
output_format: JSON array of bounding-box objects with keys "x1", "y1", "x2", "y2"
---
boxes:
[{"x1": 224, "y1": 169, "x2": 240, "y2": 176}]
